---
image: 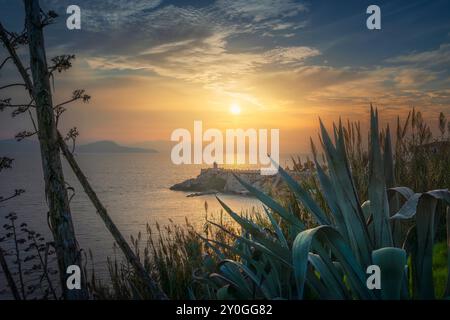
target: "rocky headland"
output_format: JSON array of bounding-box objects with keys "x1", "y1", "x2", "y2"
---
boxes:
[{"x1": 170, "y1": 164, "x2": 307, "y2": 196}]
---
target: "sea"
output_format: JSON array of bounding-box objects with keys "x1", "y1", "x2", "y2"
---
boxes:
[{"x1": 0, "y1": 151, "x2": 297, "y2": 292}]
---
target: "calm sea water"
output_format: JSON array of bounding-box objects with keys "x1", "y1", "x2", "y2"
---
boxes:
[{"x1": 0, "y1": 152, "x2": 270, "y2": 286}]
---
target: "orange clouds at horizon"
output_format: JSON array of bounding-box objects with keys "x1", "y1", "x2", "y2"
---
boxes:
[{"x1": 45, "y1": 52, "x2": 449, "y2": 155}]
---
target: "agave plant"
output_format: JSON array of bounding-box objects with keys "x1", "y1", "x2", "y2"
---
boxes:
[{"x1": 201, "y1": 107, "x2": 450, "y2": 300}]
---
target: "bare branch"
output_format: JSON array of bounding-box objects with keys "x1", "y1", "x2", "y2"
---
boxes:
[
  {"x1": 0, "y1": 98, "x2": 36, "y2": 117},
  {"x1": 0, "y1": 189, "x2": 25, "y2": 203},
  {"x1": 54, "y1": 89, "x2": 91, "y2": 109},
  {"x1": 0, "y1": 104, "x2": 36, "y2": 109},
  {"x1": 0, "y1": 22, "x2": 34, "y2": 96},
  {"x1": 15, "y1": 130, "x2": 37, "y2": 141},
  {"x1": 11, "y1": 105, "x2": 33, "y2": 117},
  {"x1": 0, "y1": 83, "x2": 26, "y2": 91},
  {"x1": 0, "y1": 56, "x2": 12, "y2": 69}
]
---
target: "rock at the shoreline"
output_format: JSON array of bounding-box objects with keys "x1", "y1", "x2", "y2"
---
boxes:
[
  {"x1": 186, "y1": 190, "x2": 218, "y2": 197},
  {"x1": 170, "y1": 166, "x2": 288, "y2": 195},
  {"x1": 170, "y1": 175, "x2": 226, "y2": 192}
]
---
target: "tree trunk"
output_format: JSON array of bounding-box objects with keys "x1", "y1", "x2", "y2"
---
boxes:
[
  {"x1": 24, "y1": 0, "x2": 88, "y2": 299},
  {"x1": 58, "y1": 132, "x2": 168, "y2": 300}
]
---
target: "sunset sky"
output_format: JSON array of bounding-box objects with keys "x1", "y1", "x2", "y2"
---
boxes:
[{"x1": 1, "y1": 0, "x2": 449, "y2": 153}]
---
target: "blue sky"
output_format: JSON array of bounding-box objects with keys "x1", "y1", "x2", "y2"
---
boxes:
[
  {"x1": 0, "y1": 0, "x2": 449, "y2": 150},
  {"x1": 1, "y1": 0, "x2": 447, "y2": 64}
]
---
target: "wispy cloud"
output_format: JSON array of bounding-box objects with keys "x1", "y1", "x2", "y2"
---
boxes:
[
  {"x1": 215, "y1": 0, "x2": 307, "y2": 22},
  {"x1": 66, "y1": 0, "x2": 315, "y2": 106},
  {"x1": 386, "y1": 43, "x2": 450, "y2": 66},
  {"x1": 39, "y1": 0, "x2": 450, "y2": 113}
]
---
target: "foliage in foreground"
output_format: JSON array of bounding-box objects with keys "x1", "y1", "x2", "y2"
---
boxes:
[
  {"x1": 2, "y1": 108, "x2": 449, "y2": 300},
  {"x1": 198, "y1": 107, "x2": 450, "y2": 300},
  {"x1": 90, "y1": 108, "x2": 450, "y2": 300}
]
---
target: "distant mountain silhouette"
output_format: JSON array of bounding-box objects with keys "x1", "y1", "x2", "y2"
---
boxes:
[
  {"x1": 131, "y1": 140, "x2": 173, "y2": 153},
  {"x1": 0, "y1": 139, "x2": 157, "y2": 153},
  {"x1": 76, "y1": 141, "x2": 157, "y2": 153}
]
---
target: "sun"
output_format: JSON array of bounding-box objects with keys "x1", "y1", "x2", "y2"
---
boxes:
[{"x1": 230, "y1": 103, "x2": 241, "y2": 115}]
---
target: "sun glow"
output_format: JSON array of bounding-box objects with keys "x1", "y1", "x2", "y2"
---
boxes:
[{"x1": 230, "y1": 103, "x2": 241, "y2": 115}]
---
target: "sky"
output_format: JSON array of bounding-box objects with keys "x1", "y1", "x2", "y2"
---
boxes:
[{"x1": 0, "y1": 0, "x2": 449, "y2": 153}]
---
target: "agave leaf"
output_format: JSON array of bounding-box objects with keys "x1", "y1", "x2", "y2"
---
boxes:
[
  {"x1": 217, "y1": 226, "x2": 290, "y2": 274},
  {"x1": 209, "y1": 273, "x2": 246, "y2": 300},
  {"x1": 361, "y1": 200, "x2": 371, "y2": 222},
  {"x1": 318, "y1": 119, "x2": 372, "y2": 266},
  {"x1": 207, "y1": 211, "x2": 292, "y2": 267},
  {"x1": 311, "y1": 140, "x2": 349, "y2": 241},
  {"x1": 292, "y1": 225, "x2": 375, "y2": 299},
  {"x1": 371, "y1": 247, "x2": 407, "y2": 300},
  {"x1": 273, "y1": 159, "x2": 330, "y2": 225},
  {"x1": 216, "y1": 196, "x2": 291, "y2": 262},
  {"x1": 237, "y1": 231, "x2": 254, "y2": 263},
  {"x1": 232, "y1": 174, "x2": 305, "y2": 232},
  {"x1": 216, "y1": 196, "x2": 265, "y2": 236},
  {"x1": 263, "y1": 206, "x2": 289, "y2": 249},
  {"x1": 427, "y1": 189, "x2": 450, "y2": 204},
  {"x1": 383, "y1": 128, "x2": 406, "y2": 247},
  {"x1": 400, "y1": 265, "x2": 410, "y2": 300},
  {"x1": 306, "y1": 265, "x2": 334, "y2": 299},
  {"x1": 388, "y1": 187, "x2": 414, "y2": 247},
  {"x1": 445, "y1": 207, "x2": 450, "y2": 298},
  {"x1": 388, "y1": 190, "x2": 450, "y2": 299},
  {"x1": 197, "y1": 232, "x2": 254, "y2": 262},
  {"x1": 361, "y1": 200, "x2": 375, "y2": 243},
  {"x1": 246, "y1": 252, "x2": 284, "y2": 298},
  {"x1": 216, "y1": 285, "x2": 233, "y2": 300},
  {"x1": 216, "y1": 263, "x2": 254, "y2": 298},
  {"x1": 415, "y1": 194, "x2": 438, "y2": 299},
  {"x1": 388, "y1": 187, "x2": 415, "y2": 201},
  {"x1": 390, "y1": 190, "x2": 450, "y2": 220},
  {"x1": 308, "y1": 253, "x2": 349, "y2": 299},
  {"x1": 368, "y1": 107, "x2": 393, "y2": 248},
  {"x1": 187, "y1": 287, "x2": 196, "y2": 300},
  {"x1": 264, "y1": 257, "x2": 286, "y2": 298},
  {"x1": 390, "y1": 193, "x2": 422, "y2": 220},
  {"x1": 220, "y1": 259, "x2": 272, "y2": 299},
  {"x1": 202, "y1": 236, "x2": 226, "y2": 260},
  {"x1": 383, "y1": 125, "x2": 395, "y2": 189}
]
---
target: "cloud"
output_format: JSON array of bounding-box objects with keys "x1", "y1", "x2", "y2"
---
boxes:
[
  {"x1": 386, "y1": 44, "x2": 450, "y2": 66},
  {"x1": 215, "y1": 0, "x2": 306, "y2": 21},
  {"x1": 86, "y1": 35, "x2": 320, "y2": 105},
  {"x1": 74, "y1": 0, "x2": 317, "y2": 107},
  {"x1": 264, "y1": 47, "x2": 320, "y2": 65},
  {"x1": 37, "y1": 1, "x2": 450, "y2": 114},
  {"x1": 37, "y1": 0, "x2": 310, "y2": 53},
  {"x1": 43, "y1": 0, "x2": 163, "y2": 30}
]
